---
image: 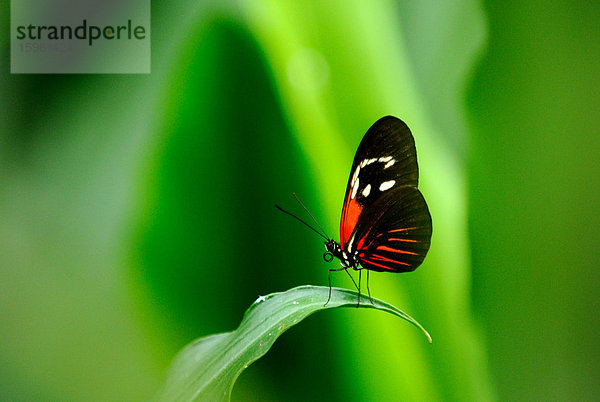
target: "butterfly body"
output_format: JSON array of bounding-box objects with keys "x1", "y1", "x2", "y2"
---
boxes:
[{"x1": 324, "y1": 238, "x2": 359, "y2": 268}]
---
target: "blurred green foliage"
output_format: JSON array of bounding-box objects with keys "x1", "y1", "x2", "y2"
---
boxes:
[
  {"x1": 468, "y1": 1, "x2": 600, "y2": 400},
  {"x1": 1, "y1": 0, "x2": 598, "y2": 401}
]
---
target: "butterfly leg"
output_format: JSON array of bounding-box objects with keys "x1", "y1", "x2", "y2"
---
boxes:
[
  {"x1": 343, "y1": 268, "x2": 362, "y2": 307},
  {"x1": 325, "y1": 266, "x2": 349, "y2": 307},
  {"x1": 357, "y1": 269, "x2": 362, "y2": 308},
  {"x1": 343, "y1": 269, "x2": 360, "y2": 293},
  {"x1": 366, "y1": 269, "x2": 373, "y2": 305},
  {"x1": 353, "y1": 267, "x2": 374, "y2": 305}
]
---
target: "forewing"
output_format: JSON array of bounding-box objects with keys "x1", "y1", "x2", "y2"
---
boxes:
[
  {"x1": 350, "y1": 186, "x2": 432, "y2": 273},
  {"x1": 340, "y1": 116, "x2": 419, "y2": 247}
]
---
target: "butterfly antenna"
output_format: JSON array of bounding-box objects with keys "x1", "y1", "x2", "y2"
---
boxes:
[
  {"x1": 291, "y1": 193, "x2": 331, "y2": 239},
  {"x1": 275, "y1": 204, "x2": 328, "y2": 240}
]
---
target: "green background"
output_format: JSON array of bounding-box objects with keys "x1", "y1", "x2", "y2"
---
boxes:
[{"x1": 1, "y1": 1, "x2": 599, "y2": 400}]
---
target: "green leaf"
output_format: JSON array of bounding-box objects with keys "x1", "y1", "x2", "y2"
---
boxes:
[{"x1": 155, "y1": 285, "x2": 431, "y2": 401}]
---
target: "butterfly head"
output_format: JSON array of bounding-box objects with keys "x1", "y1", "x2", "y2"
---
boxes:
[
  {"x1": 324, "y1": 238, "x2": 359, "y2": 268},
  {"x1": 323, "y1": 239, "x2": 338, "y2": 262}
]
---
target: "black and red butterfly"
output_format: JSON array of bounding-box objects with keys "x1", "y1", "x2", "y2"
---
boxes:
[{"x1": 277, "y1": 116, "x2": 432, "y2": 305}]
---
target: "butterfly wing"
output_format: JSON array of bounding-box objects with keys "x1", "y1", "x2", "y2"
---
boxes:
[
  {"x1": 352, "y1": 185, "x2": 432, "y2": 272},
  {"x1": 340, "y1": 116, "x2": 420, "y2": 248}
]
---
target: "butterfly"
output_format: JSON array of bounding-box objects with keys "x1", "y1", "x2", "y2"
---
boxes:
[{"x1": 277, "y1": 116, "x2": 432, "y2": 305}]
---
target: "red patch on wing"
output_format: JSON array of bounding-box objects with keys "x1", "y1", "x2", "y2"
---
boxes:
[
  {"x1": 361, "y1": 259, "x2": 396, "y2": 271},
  {"x1": 388, "y1": 238, "x2": 418, "y2": 243},
  {"x1": 375, "y1": 245, "x2": 418, "y2": 255},
  {"x1": 356, "y1": 232, "x2": 373, "y2": 251},
  {"x1": 387, "y1": 227, "x2": 417, "y2": 233},
  {"x1": 340, "y1": 198, "x2": 362, "y2": 247},
  {"x1": 370, "y1": 254, "x2": 411, "y2": 265}
]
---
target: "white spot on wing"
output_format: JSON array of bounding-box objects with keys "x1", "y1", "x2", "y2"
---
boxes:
[
  {"x1": 379, "y1": 180, "x2": 396, "y2": 191},
  {"x1": 362, "y1": 184, "x2": 371, "y2": 197},
  {"x1": 347, "y1": 233, "x2": 355, "y2": 252},
  {"x1": 351, "y1": 177, "x2": 359, "y2": 199},
  {"x1": 384, "y1": 159, "x2": 395, "y2": 169},
  {"x1": 351, "y1": 166, "x2": 360, "y2": 186},
  {"x1": 366, "y1": 158, "x2": 377, "y2": 165},
  {"x1": 378, "y1": 156, "x2": 392, "y2": 162}
]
